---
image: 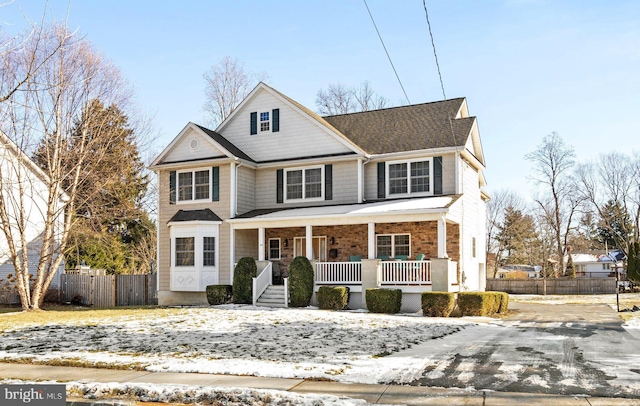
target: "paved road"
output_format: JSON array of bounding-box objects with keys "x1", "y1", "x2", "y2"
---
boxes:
[{"x1": 389, "y1": 302, "x2": 640, "y2": 398}]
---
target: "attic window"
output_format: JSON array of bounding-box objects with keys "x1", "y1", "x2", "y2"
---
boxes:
[
  {"x1": 189, "y1": 138, "x2": 199, "y2": 150},
  {"x1": 260, "y1": 112, "x2": 270, "y2": 131}
]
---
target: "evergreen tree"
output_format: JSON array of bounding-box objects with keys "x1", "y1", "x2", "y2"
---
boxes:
[
  {"x1": 628, "y1": 242, "x2": 640, "y2": 284},
  {"x1": 496, "y1": 206, "x2": 539, "y2": 265},
  {"x1": 565, "y1": 254, "x2": 576, "y2": 278},
  {"x1": 596, "y1": 200, "x2": 633, "y2": 253}
]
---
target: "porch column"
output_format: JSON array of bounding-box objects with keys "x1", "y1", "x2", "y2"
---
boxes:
[
  {"x1": 258, "y1": 227, "x2": 265, "y2": 261},
  {"x1": 229, "y1": 226, "x2": 235, "y2": 283},
  {"x1": 437, "y1": 215, "x2": 448, "y2": 258},
  {"x1": 305, "y1": 225, "x2": 313, "y2": 260},
  {"x1": 367, "y1": 222, "x2": 376, "y2": 259}
]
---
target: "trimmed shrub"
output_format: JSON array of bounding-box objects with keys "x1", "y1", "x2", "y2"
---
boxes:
[
  {"x1": 421, "y1": 291, "x2": 455, "y2": 317},
  {"x1": 366, "y1": 288, "x2": 402, "y2": 314},
  {"x1": 206, "y1": 285, "x2": 233, "y2": 305},
  {"x1": 232, "y1": 257, "x2": 257, "y2": 304},
  {"x1": 288, "y1": 256, "x2": 314, "y2": 307},
  {"x1": 317, "y1": 286, "x2": 350, "y2": 310},
  {"x1": 458, "y1": 291, "x2": 509, "y2": 316}
]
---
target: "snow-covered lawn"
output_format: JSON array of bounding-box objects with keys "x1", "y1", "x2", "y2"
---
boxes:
[{"x1": 0, "y1": 305, "x2": 470, "y2": 384}]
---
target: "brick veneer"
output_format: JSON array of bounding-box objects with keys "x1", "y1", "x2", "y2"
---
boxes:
[{"x1": 265, "y1": 221, "x2": 460, "y2": 274}]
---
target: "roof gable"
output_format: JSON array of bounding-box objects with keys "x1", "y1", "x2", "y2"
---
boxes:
[
  {"x1": 214, "y1": 83, "x2": 363, "y2": 162},
  {"x1": 150, "y1": 122, "x2": 252, "y2": 167}
]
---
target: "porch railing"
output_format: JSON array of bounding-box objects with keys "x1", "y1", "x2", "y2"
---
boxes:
[
  {"x1": 252, "y1": 261, "x2": 273, "y2": 306},
  {"x1": 379, "y1": 260, "x2": 431, "y2": 285},
  {"x1": 315, "y1": 262, "x2": 362, "y2": 284}
]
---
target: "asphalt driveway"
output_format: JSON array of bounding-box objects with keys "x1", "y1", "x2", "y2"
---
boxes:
[{"x1": 389, "y1": 302, "x2": 640, "y2": 398}]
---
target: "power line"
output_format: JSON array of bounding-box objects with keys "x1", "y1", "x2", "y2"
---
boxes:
[
  {"x1": 423, "y1": 0, "x2": 446, "y2": 101},
  {"x1": 422, "y1": 0, "x2": 457, "y2": 146},
  {"x1": 363, "y1": 0, "x2": 410, "y2": 105}
]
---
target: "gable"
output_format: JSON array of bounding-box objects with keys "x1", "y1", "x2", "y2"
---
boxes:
[
  {"x1": 155, "y1": 125, "x2": 230, "y2": 165},
  {"x1": 216, "y1": 85, "x2": 358, "y2": 162}
]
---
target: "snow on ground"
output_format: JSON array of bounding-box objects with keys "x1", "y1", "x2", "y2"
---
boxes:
[
  {"x1": 1, "y1": 379, "x2": 373, "y2": 405},
  {"x1": 0, "y1": 305, "x2": 471, "y2": 384}
]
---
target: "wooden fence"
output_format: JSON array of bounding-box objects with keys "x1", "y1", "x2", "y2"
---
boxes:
[
  {"x1": 487, "y1": 277, "x2": 616, "y2": 295},
  {"x1": 60, "y1": 274, "x2": 157, "y2": 307}
]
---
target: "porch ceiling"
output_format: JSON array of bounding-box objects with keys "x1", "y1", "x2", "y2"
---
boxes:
[{"x1": 229, "y1": 195, "x2": 461, "y2": 229}]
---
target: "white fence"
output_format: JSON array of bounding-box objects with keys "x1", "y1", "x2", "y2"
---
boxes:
[
  {"x1": 252, "y1": 262, "x2": 273, "y2": 306},
  {"x1": 380, "y1": 260, "x2": 431, "y2": 285},
  {"x1": 315, "y1": 262, "x2": 362, "y2": 284}
]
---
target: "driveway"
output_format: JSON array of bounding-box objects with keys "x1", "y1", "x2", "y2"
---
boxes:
[{"x1": 389, "y1": 302, "x2": 640, "y2": 398}]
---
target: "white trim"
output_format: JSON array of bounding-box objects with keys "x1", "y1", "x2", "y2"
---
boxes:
[
  {"x1": 258, "y1": 227, "x2": 265, "y2": 261},
  {"x1": 169, "y1": 223, "x2": 220, "y2": 291},
  {"x1": 176, "y1": 167, "x2": 212, "y2": 204},
  {"x1": 283, "y1": 165, "x2": 325, "y2": 203},
  {"x1": 268, "y1": 238, "x2": 281, "y2": 260}
]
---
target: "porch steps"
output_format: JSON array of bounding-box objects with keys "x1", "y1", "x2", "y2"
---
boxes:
[{"x1": 256, "y1": 285, "x2": 288, "y2": 308}]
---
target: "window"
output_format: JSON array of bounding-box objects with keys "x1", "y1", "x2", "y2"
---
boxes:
[
  {"x1": 387, "y1": 159, "x2": 432, "y2": 196},
  {"x1": 177, "y1": 169, "x2": 211, "y2": 202},
  {"x1": 376, "y1": 234, "x2": 410, "y2": 258},
  {"x1": 175, "y1": 237, "x2": 195, "y2": 266},
  {"x1": 260, "y1": 112, "x2": 270, "y2": 132},
  {"x1": 268, "y1": 239, "x2": 281, "y2": 260},
  {"x1": 203, "y1": 237, "x2": 216, "y2": 267},
  {"x1": 285, "y1": 166, "x2": 324, "y2": 201},
  {"x1": 472, "y1": 237, "x2": 477, "y2": 258},
  {"x1": 294, "y1": 236, "x2": 327, "y2": 261}
]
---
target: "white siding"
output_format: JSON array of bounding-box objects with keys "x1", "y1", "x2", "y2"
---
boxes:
[
  {"x1": 219, "y1": 88, "x2": 353, "y2": 162},
  {"x1": 255, "y1": 160, "x2": 358, "y2": 209},
  {"x1": 162, "y1": 128, "x2": 227, "y2": 163},
  {"x1": 236, "y1": 165, "x2": 256, "y2": 216},
  {"x1": 458, "y1": 158, "x2": 485, "y2": 291}
]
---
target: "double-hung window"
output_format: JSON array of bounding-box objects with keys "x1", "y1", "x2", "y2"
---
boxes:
[
  {"x1": 203, "y1": 237, "x2": 216, "y2": 267},
  {"x1": 175, "y1": 237, "x2": 195, "y2": 266},
  {"x1": 285, "y1": 166, "x2": 323, "y2": 201},
  {"x1": 178, "y1": 169, "x2": 210, "y2": 202},
  {"x1": 376, "y1": 234, "x2": 410, "y2": 258},
  {"x1": 268, "y1": 238, "x2": 281, "y2": 260},
  {"x1": 387, "y1": 159, "x2": 432, "y2": 197},
  {"x1": 260, "y1": 112, "x2": 270, "y2": 132}
]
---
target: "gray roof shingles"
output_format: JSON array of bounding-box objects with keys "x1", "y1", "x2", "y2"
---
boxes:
[
  {"x1": 168, "y1": 209, "x2": 222, "y2": 223},
  {"x1": 323, "y1": 98, "x2": 474, "y2": 154}
]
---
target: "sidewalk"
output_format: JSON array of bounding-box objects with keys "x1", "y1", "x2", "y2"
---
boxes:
[{"x1": 1, "y1": 363, "x2": 639, "y2": 405}]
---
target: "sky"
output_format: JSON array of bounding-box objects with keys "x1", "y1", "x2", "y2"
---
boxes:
[{"x1": 2, "y1": 0, "x2": 639, "y2": 199}]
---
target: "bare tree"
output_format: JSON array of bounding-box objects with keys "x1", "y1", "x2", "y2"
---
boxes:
[
  {"x1": 0, "y1": 23, "x2": 134, "y2": 310},
  {"x1": 576, "y1": 152, "x2": 640, "y2": 254},
  {"x1": 316, "y1": 81, "x2": 389, "y2": 116},
  {"x1": 203, "y1": 56, "x2": 268, "y2": 127},
  {"x1": 525, "y1": 132, "x2": 582, "y2": 276},
  {"x1": 486, "y1": 189, "x2": 524, "y2": 277}
]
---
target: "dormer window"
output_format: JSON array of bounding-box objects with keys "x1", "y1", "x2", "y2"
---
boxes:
[{"x1": 260, "y1": 112, "x2": 270, "y2": 131}]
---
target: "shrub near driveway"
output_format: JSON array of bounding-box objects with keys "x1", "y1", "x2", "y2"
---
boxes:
[
  {"x1": 421, "y1": 292, "x2": 455, "y2": 317},
  {"x1": 458, "y1": 291, "x2": 508, "y2": 316},
  {"x1": 317, "y1": 286, "x2": 350, "y2": 310}
]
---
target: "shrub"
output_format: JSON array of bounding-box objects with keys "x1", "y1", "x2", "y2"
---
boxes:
[
  {"x1": 366, "y1": 288, "x2": 402, "y2": 314},
  {"x1": 232, "y1": 257, "x2": 257, "y2": 304},
  {"x1": 206, "y1": 285, "x2": 233, "y2": 305},
  {"x1": 421, "y1": 291, "x2": 455, "y2": 317},
  {"x1": 458, "y1": 291, "x2": 509, "y2": 316},
  {"x1": 288, "y1": 256, "x2": 314, "y2": 307},
  {"x1": 317, "y1": 286, "x2": 350, "y2": 310}
]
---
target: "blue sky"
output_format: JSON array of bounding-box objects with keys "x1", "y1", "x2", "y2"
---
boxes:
[{"x1": 3, "y1": 0, "x2": 639, "y2": 199}]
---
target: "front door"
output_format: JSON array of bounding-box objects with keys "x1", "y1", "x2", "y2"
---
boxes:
[{"x1": 294, "y1": 236, "x2": 327, "y2": 262}]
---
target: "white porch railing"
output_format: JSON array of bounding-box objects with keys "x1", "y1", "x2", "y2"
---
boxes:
[
  {"x1": 252, "y1": 261, "x2": 273, "y2": 306},
  {"x1": 283, "y1": 277, "x2": 289, "y2": 307},
  {"x1": 315, "y1": 262, "x2": 362, "y2": 284},
  {"x1": 380, "y1": 260, "x2": 431, "y2": 285}
]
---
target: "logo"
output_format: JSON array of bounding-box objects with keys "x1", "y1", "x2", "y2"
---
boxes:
[{"x1": 1, "y1": 384, "x2": 65, "y2": 406}]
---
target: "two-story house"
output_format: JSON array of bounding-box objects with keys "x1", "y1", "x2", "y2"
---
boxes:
[{"x1": 150, "y1": 83, "x2": 488, "y2": 310}]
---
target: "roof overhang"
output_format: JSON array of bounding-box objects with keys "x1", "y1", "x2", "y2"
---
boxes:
[{"x1": 228, "y1": 195, "x2": 461, "y2": 229}]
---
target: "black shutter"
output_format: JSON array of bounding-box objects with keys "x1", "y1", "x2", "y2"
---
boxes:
[
  {"x1": 276, "y1": 169, "x2": 283, "y2": 203},
  {"x1": 169, "y1": 171, "x2": 176, "y2": 204},
  {"x1": 377, "y1": 162, "x2": 385, "y2": 199},
  {"x1": 250, "y1": 112, "x2": 257, "y2": 135},
  {"x1": 325, "y1": 164, "x2": 332, "y2": 200},
  {"x1": 272, "y1": 108, "x2": 280, "y2": 132},
  {"x1": 434, "y1": 156, "x2": 443, "y2": 195},
  {"x1": 212, "y1": 166, "x2": 219, "y2": 201}
]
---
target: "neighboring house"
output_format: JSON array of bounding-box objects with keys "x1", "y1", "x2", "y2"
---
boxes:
[
  {"x1": 569, "y1": 252, "x2": 625, "y2": 278},
  {"x1": 150, "y1": 83, "x2": 488, "y2": 311},
  {"x1": 0, "y1": 131, "x2": 65, "y2": 299},
  {"x1": 496, "y1": 264, "x2": 540, "y2": 279}
]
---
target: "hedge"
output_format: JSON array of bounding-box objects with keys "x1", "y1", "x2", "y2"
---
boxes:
[
  {"x1": 421, "y1": 291, "x2": 455, "y2": 317},
  {"x1": 458, "y1": 291, "x2": 509, "y2": 316},
  {"x1": 206, "y1": 285, "x2": 232, "y2": 305},
  {"x1": 366, "y1": 288, "x2": 402, "y2": 314},
  {"x1": 317, "y1": 286, "x2": 350, "y2": 310},
  {"x1": 232, "y1": 257, "x2": 257, "y2": 304},
  {"x1": 288, "y1": 256, "x2": 314, "y2": 307}
]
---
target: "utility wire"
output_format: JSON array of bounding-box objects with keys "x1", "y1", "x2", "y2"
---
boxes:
[
  {"x1": 363, "y1": 0, "x2": 411, "y2": 105},
  {"x1": 422, "y1": 0, "x2": 457, "y2": 146}
]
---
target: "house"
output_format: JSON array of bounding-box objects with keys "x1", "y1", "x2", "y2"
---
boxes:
[
  {"x1": 496, "y1": 264, "x2": 541, "y2": 279},
  {"x1": 0, "y1": 131, "x2": 65, "y2": 301},
  {"x1": 150, "y1": 83, "x2": 488, "y2": 311},
  {"x1": 569, "y1": 252, "x2": 625, "y2": 278}
]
